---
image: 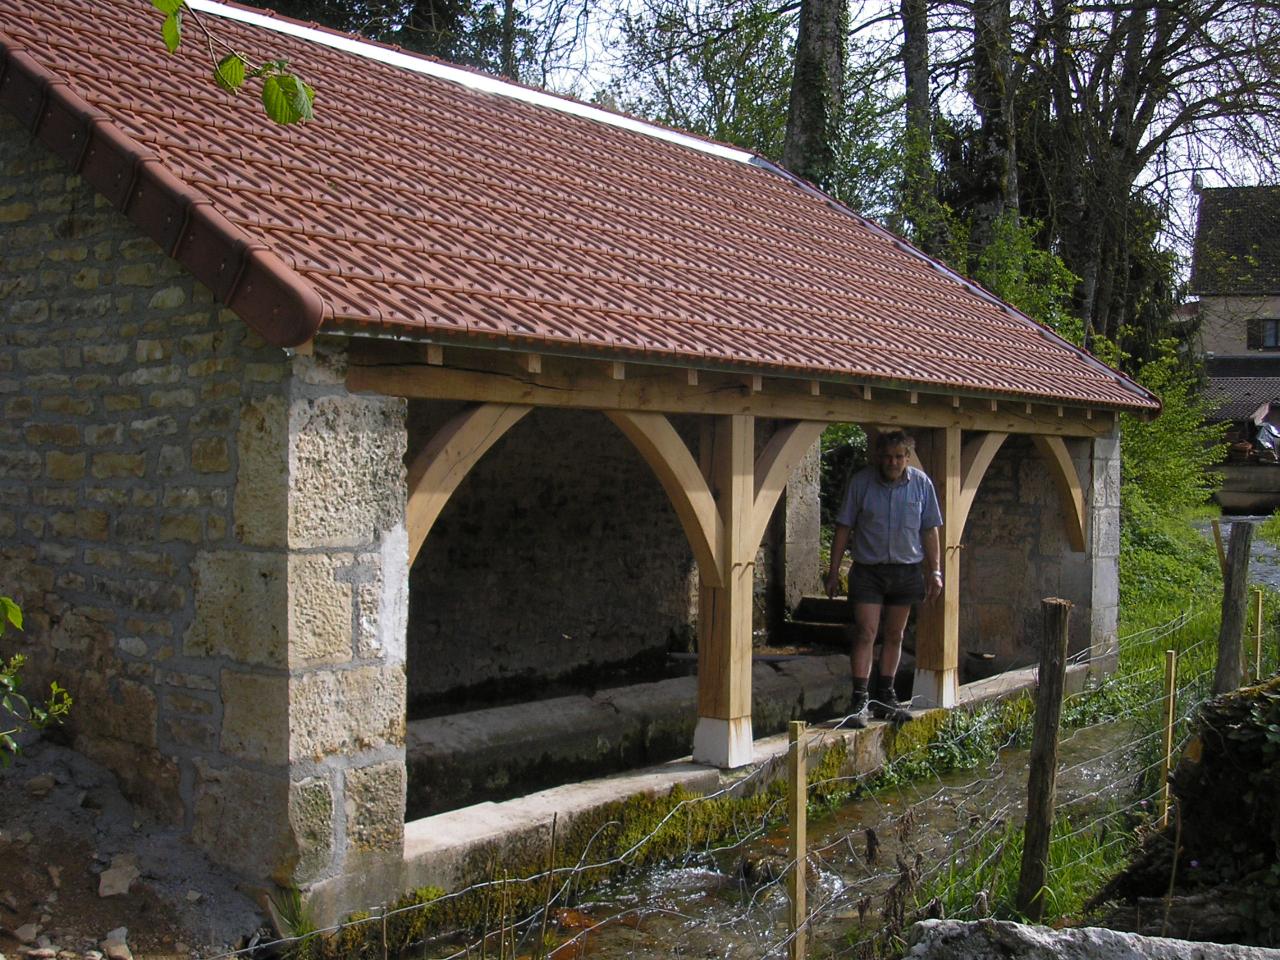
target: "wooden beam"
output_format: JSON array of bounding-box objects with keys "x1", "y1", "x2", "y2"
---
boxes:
[
  {"x1": 519, "y1": 353, "x2": 542, "y2": 374},
  {"x1": 611, "y1": 361, "x2": 626, "y2": 380},
  {"x1": 426, "y1": 344, "x2": 444, "y2": 366},
  {"x1": 406, "y1": 403, "x2": 533, "y2": 564},
  {"x1": 346, "y1": 356, "x2": 1118, "y2": 438},
  {"x1": 687, "y1": 369, "x2": 699, "y2": 386},
  {"x1": 603, "y1": 411, "x2": 724, "y2": 587},
  {"x1": 954, "y1": 431, "x2": 1008, "y2": 537},
  {"x1": 747, "y1": 420, "x2": 827, "y2": 555},
  {"x1": 1031, "y1": 435, "x2": 1087, "y2": 551}
]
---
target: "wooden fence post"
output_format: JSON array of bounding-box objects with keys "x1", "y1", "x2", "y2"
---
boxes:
[
  {"x1": 1016, "y1": 597, "x2": 1072, "y2": 921},
  {"x1": 1253, "y1": 589, "x2": 1264, "y2": 682},
  {"x1": 1160, "y1": 649, "x2": 1177, "y2": 829},
  {"x1": 788, "y1": 720, "x2": 807, "y2": 960},
  {"x1": 1213, "y1": 521, "x2": 1252, "y2": 696},
  {"x1": 1211, "y1": 519, "x2": 1227, "y2": 577}
]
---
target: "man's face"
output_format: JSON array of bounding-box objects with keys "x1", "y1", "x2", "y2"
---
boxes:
[{"x1": 876, "y1": 443, "x2": 909, "y2": 483}]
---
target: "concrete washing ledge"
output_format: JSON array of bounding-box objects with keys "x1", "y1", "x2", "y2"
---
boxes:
[{"x1": 402, "y1": 658, "x2": 1095, "y2": 893}]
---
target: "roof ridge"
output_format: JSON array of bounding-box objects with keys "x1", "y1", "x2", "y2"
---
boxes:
[{"x1": 187, "y1": 0, "x2": 758, "y2": 166}]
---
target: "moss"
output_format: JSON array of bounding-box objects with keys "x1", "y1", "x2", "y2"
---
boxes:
[{"x1": 885, "y1": 707, "x2": 949, "y2": 761}]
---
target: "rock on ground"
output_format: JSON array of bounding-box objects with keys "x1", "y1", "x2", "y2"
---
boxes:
[{"x1": 906, "y1": 919, "x2": 1280, "y2": 959}]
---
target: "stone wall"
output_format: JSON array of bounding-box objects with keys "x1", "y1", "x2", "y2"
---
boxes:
[
  {"x1": 405, "y1": 404, "x2": 698, "y2": 711},
  {"x1": 0, "y1": 114, "x2": 410, "y2": 921},
  {"x1": 959, "y1": 434, "x2": 1114, "y2": 669}
]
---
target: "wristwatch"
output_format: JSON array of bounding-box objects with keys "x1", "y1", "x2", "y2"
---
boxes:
[{"x1": 930, "y1": 569, "x2": 943, "y2": 579}]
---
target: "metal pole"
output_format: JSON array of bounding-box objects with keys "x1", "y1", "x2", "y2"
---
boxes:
[
  {"x1": 788, "y1": 720, "x2": 807, "y2": 960},
  {"x1": 1160, "y1": 649, "x2": 1177, "y2": 829}
]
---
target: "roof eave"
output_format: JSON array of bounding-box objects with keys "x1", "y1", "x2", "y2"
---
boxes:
[{"x1": 0, "y1": 38, "x2": 326, "y2": 348}]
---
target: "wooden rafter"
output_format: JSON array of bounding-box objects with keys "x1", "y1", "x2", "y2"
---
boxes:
[{"x1": 405, "y1": 403, "x2": 532, "y2": 563}]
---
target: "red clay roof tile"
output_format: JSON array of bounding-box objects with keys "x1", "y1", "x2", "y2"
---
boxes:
[{"x1": 0, "y1": 0, "x2": 1156, "y2": 410}]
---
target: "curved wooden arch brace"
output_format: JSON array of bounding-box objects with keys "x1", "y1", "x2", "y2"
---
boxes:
[
  {"x1": 406, "y1": 402, "x2": 533, "y2": 564},
  {"x1": 604, "y1": 410, "x2": 725, "y2": 587},
  {"x1": 953, "y1": 431, "x2": 1008, "y2": 539},
  {"x1": 747, "y1": 420, "x2": 827, "y2": 560},
  {"x1": 1031, "y1": 435, "x2": 1087, "y2": 551}
]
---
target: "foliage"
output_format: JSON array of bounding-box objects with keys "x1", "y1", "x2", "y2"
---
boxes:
[
  {"x1": 153, "y1": 1, "x2": 315, "y2": 124},
  {"x1": 1, "y1": 597, "x2": 72, "y2": 763},
  {"x1": 1120, "y1": 342, "x2": 1227, "y2": 516},
  {"x1": 973, "y1": 214, "x2": 1082, "y2": 342},
  {"x1": 819, "y1": 422, "x2": 867, "y2": 525},
  {"x1": 1260, "y1": 510, "x2": 1280, "y2": 547}
]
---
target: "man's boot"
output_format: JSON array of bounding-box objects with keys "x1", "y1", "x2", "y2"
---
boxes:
[
  {"x1": 847, "y1": 684, "x2": 869, "y2": 729},
  {"x1": 870, "y1": 676, "x2": 913, "y2": 723}
]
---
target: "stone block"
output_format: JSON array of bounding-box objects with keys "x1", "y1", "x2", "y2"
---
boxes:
[
  {"x1": 290, "y1": 666, "x2": 406, "y2": 762},
  {"x1": 147, "y1": 285, "x2": 187, "y2": 309},
  {"x1": 288, "y1": 394, "x2": 407, "y2": 549},
  {"x1": 40, "y1": 394, "x2": 93, "y2": 415},
  {"x1": 288, "y1": 553, "x2": 355, "y2": 667},
  {"x1": 344, "y1": 761, "x2": 405, "y2": 854},
  {"x1": 185, "y1": 551, "x2": 287, "y2": 667},
  {"x1": 158, "y1": 514, "x2": 202, "y2": 543},
  {"x1": 220, "y1": 670, "x2": 290, "y2": 764},
  {"x1": 290, "y1": 776, "x2": 335, "y2": 884},
  {"x1": 192, "y1": 436, "x2": 230, "y2": 473},
  {"x1": 92, "y1": 452, "x2": 145, "y2": 478},
  {"x1": 235, "y1": 395, "x2": 289, "y2": 547},
  {"x1": 192, "y1": 761, "x2": 294, "y2": 880},
  {"x1": 45, "y1": 451, "x2": 85, "y2": 481}
]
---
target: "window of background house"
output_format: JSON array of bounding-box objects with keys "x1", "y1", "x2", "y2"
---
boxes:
[{"x1": 1246, "y1": 318, "x2": 1280, "y2": 350}]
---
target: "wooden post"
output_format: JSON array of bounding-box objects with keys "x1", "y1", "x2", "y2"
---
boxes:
[
  {"x1": 1016, "y1": 597, "x2": 1072, "y2": 921},
  {"x1": 1211, "y1": 519, "x2": 1227, "y2": 577},
  {"x1": 913, "y1": 425, "x2": 961, "y2": 708},
  {"x1": 693, "y1": 415, "x2": 755, "y2": 767},
  {"x1": 1213, "y1": 521, "x2": 1252, "y2": 696},
  {"x1": 1160, "y1": 649, "x2": 1177, "y2": 829},
  {"x1": 787, "y1": 721, "x2": 807, "y2": 960},
  {"x1": 1254, "y1": 589, "x2": 1264, "y2": 682}
]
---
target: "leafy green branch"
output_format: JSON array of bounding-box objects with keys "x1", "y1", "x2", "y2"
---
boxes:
[
  {"x1": 1, "y1": 597, "x2": 72, "y2": 764},
  {"x1": 151, "y1": 0, "x2": 315, "y2": 125}
]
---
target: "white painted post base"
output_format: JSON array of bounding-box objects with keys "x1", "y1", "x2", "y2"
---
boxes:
[
  {"x1": 692, "y1": 716, "x2": 754, "y2": 768},
  {"x1": 912, "y1": 668, "x2": 958, "y2": 709}
]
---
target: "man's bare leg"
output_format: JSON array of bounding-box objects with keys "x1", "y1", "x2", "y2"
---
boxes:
[{"x1": 873, "y1": 604, "x2": 914, "y2": 719}]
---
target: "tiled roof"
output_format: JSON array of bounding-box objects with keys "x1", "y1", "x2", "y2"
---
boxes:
[
  {"x1": 1204, "y1": 377, "x2": 1280, "y2": 422},
  {"x1": 0, "y1": 0, "x2": 1156, "y2": 412},
  {"x1": 1191, "y1": 186, "x2": 1280, "y2": 297}
]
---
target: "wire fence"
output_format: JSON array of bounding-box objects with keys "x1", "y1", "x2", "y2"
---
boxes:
[{"x1": 209, "y1": 593, "x2": 1280, "y2": 960}]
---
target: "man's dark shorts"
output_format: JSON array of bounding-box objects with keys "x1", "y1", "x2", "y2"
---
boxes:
[{"x1": 848, "y1": 562, "x2": 925, "y2": 607}]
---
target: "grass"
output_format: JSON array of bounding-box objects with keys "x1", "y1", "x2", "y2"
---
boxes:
[{"x1": 881, "y1": 503, "x2": 1280, "y2": 945}]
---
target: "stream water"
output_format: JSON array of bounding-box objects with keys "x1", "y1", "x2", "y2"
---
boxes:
[{"x1": 423, "y1": 720, "x2": 1141, "y2": 960}]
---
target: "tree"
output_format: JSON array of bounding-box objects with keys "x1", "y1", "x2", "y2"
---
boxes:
[{"x1": 782, "y1": 0, "x2": 848, "y2": 190}]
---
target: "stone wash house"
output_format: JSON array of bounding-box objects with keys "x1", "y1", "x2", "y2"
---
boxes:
[{"x1": 0, "y1": 0, "x2": 1156, "y2": 922}]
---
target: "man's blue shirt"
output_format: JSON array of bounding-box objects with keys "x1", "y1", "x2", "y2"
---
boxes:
[{"x1": 836, "y1": 465, "x2": 942, "y2": 565}]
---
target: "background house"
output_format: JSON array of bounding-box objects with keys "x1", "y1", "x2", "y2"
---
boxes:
[{"x1": 1189, "y1": 186, "x2": 1280, "y2": 510}]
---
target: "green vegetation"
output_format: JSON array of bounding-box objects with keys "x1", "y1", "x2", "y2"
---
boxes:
[{"x1": 1, "y1": 596, "x2": 72, "y2": 763}]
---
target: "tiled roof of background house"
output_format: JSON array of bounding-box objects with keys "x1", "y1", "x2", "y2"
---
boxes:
[
  {"x1": 1190, "y1": 186, "x2": 1280, "y2": 298},
  {"x1": 1203, "y1": 377, "x2": 1280, "y2": 423},
  {"x1": 0, "y1": 0, "x2": 1156, "y2": 411}
]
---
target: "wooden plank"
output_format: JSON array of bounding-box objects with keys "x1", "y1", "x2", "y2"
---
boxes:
[
  {"x1": 406, "y1": 403, "x2": 533, "y2": 563},
  {"x1": 1030, "y1": 435, "x2": 1086, "y2": 551},
  {"x1": 346, "y1": 360, "x2": 1117, "y2": 438}
]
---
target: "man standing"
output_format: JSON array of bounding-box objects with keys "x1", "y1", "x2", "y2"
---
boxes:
[{"x1": 823, "y1": 429, "x2": 943, "y2": 727}]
